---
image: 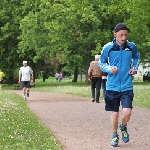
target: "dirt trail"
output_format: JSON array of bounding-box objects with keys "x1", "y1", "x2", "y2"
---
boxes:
[{"x1": 8, "y1": 90, "x2": 150, "y2": 150}]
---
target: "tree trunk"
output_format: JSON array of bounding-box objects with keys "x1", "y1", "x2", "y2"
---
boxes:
[
  {"x1": 72, "y1": 66, "x2": 78, "y2": 82},
  {"x1": 7, "y1": 76, "x2": 14, "y2": 84},
  {"x1": 80, "y1": 69, "x2": 82, "y2": 82},
  {"x1": 6, "y1": 70, "x2": 15, "y2": 84},
  {"x1": 42, "y1": 72, "x2": 46, "y2": 82},
  {"x1": 85, "y1": 44, "x2": 93, "y2": 85}
]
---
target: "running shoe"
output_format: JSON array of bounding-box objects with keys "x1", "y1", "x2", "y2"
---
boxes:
[
  {"x1": 119, "y1": 124, "x2": 129, "y2": 143},
  {"x1": 110, "y1": 133, "x2": 119, "y2": 147},
  {"x1": 27, "y1": 92, "x2": 29, "y2": 97}
]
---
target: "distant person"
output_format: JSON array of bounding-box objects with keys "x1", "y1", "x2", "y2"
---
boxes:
[
  {"x1": 18, "y1": 61, "x2": 33, "y2": 100},
  {"x1": 0, "y1": 69, "x2": 5, "y2": 90},
  {"x1": 88, "y1": 55, "x2": 103, "y2": 103},
  {"x1": 55, "y1": 72, "x2": 59, "y2": 82},
  {"x1": 59, "y1": 72, "x2": 63, "y2": 82},
  {"x1": 98, "y1": 23, "x2": 140, "y2": 147}
]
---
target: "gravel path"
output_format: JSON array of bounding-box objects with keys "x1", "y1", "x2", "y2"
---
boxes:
[{"x1": 8, "y1": 90, "x2": 150, "y2": 150}]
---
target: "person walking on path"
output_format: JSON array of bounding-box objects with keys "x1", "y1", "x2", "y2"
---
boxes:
[
  {"x1": 59, "y1": 72, "x2": 63, "y2": 82},
  {"x1": 55, "y1": 72, "x2": 59, "y2": 82},
  {"x1": 18, "y1": 61, "x2": 34, "y2": 100},
  {"x1": 0, "y1": 69, "x2": 5, "y2": 90},
  {"x1": 88, "y1": 55, "x2": 103, "y2": 103},
  {"x1": 98, "y1": 23, "x2": 140, "y2": 147}
]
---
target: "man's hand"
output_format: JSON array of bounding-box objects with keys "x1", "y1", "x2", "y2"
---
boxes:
[
  {"x1": 129, "y1": 69, "x2": 136, "y2": 75},
  {"x1": 111, "y1": 66, "x2": 118, "y2": 74},
  {"x1": 88, "y1": 78, "x2": 91, "y2": 82}
]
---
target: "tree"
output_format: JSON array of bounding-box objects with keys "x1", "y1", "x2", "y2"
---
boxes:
[
  {"x1": 0, "y1": 0, "x2": 24, "y2": 83},
  {"x1": 1, "y1": 0, "x2": 147, "y2": 83},
  {"x1": 124, "y1": 0, "x2": 150, "y2": 63}
]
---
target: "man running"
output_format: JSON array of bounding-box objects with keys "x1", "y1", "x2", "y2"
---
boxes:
[
  {"x1": 98, "y1": 23, "x2": 140, "y2": 147},
  {"x1": 18, "y1": 61, "x2": 33, "y2": 100}
]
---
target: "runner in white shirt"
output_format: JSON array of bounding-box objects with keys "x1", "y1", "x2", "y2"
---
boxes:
[{"x1": 18, "y1": 61, "x2": 33, "y2": 100}]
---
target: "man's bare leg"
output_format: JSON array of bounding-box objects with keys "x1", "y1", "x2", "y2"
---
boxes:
[
  {"x1": 110, "y1": 111, "x2": 119, "y2": 147},
  {"x1": 111, "y1": 112, "x2": 119, "y2": 133},
  {"x1": 27, "y1": 88, "x2": 30, "y2": 97},
  {"x1": 119, "y1": 108, "x2": 131, "y2": 143},
  {"x1": 23, "y1": 87, "x2": 27, "y2": 100},
  {"x1": 122, "y1": 108, "x2": 131, "y2": 126}
]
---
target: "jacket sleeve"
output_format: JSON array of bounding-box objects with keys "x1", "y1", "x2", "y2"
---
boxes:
[
  {"x1": 88, "y1": 63, "x2": 92, "y2": 78},
  {"x1": 131, "y1": 44, "x2": 140, "y2": 71},
  {"x1": 98, "y1": 45, "x2": 112, "y2": 74}
]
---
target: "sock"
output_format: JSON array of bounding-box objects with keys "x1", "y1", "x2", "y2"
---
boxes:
[
  {"x1": 121, "y1": 124, "x2": 127, "y2": 130},
  {"x1": 113, "y1": 132, "x2": 118, "y2": 137}
]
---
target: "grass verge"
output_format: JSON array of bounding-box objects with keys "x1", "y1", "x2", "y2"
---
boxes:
[
  {"x1": 3, "y1": 78, "x2": 150, "y2": 109},
  {"x1": 0, "y1": 91, "x2": 62, "y2": 150},
  {"x1": 30, "y1": 78, "x2": 150, "y2": 109}
]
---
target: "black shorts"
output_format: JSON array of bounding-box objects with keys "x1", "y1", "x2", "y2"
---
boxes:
[
  {"x1": 105, "y1": 90, "x2": 134, "y2": 112},
  {"x1": 21, "y1": 81, "x2": 30, "y2": 88}
]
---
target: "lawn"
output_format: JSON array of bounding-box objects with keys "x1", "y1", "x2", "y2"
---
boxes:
[
  {"x1": 3, "y1": 77, "x2": 150, "y2": 108},
  {"x1": 31, "y1": 78, "x2": 150, "y2": 108},
  {"x1": 0, "y1": 91, "x2": 62, "y2": 150},
  {"x1": 1, "y1": 77, "x2": 150, "y2": 150}
]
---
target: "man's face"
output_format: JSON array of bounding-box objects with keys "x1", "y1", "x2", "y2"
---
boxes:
[
  {"x1": 23, "y1": 63, "x2": 27, "y2": 67},
  {"x1": 114, "y1": 30, "x2": 128, "y2": 46}
]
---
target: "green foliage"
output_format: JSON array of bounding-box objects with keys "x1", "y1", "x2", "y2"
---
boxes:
[
  {"x1": 124, "y1": 0, "x2": 150, "y2": 62},
  {"x1": 1, "y1": 0, "x2": 150, "y2": 83}
]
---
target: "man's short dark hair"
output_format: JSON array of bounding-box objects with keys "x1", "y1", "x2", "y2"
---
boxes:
[{"x1": 114, "y1": 23, "x2": 129, "y2": 32}]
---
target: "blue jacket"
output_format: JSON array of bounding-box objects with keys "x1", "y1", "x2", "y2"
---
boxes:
[{"x1": 98, "y1": 38, "x2": 140, "y2": 92}]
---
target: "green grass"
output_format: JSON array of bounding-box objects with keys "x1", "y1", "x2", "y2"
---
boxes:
[
  {"x1": 33, "y1": 78, "x2": 150, "y2": 109},
  {"x1": 133, "y1": 82, "x2": 150, "y2": 108},
  {"x1": 32, "y1": 78, "x2": 91, "y2": 97},
  {"x1": 0, "y1": 91, "x2": 62, "y2": 150},
  {"x1": 3, "y1": 78, "x2": 150, "y2": 109}
]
